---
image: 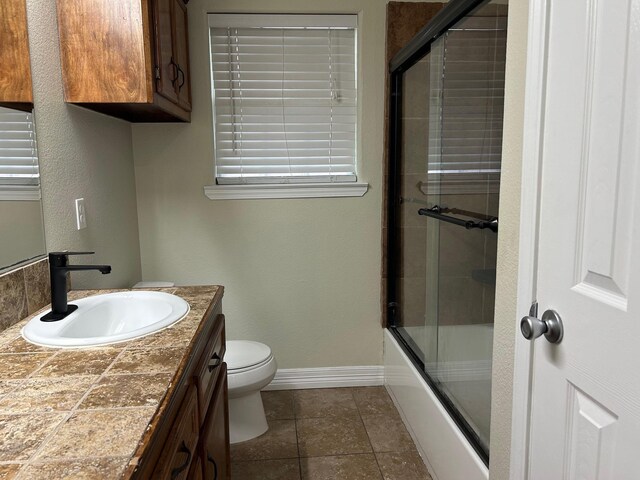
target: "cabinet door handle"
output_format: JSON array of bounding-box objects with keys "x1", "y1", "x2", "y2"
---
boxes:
[
  {"x1": 170, "y1": 57, "x2": 179, "y2": 86},
  {"x1": 207, "y1": 453, "x2": 218, "y2": 480},
  {"x1": 177, "y1": 65, "x2": 186, "y2": 91},
  {"x1": 208, "y1": 352, "x2": 221, "y2": 372},
  {"x1": 170, "y1": 440, "x2": 192, "y2": 479}
]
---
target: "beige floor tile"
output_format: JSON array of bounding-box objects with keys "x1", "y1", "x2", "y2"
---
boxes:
[
  {"x1": 108, "y1": 347, "x2": 183, "y2": 374},
  {"x1": 376, "y1": 451, "x2": 433, "y2": 480},
  {"x1": 33, "y1": 350, "x2": 120, "y2": 378},
  {"x1": 361, "y1": 414, "x2": 416, "y2": 453},
  {"x1": 231, "y1": 458, "x2": 301, "y2": 480},
  {"x1": 351, "y1": 387, "x2": 396, "y2": 415},
  {"x1": 18, "y1": 458, "x2": 129, "y2": 480},
  {"x1": 36, "y1": 408, "x2": 155, "y2": 460},
  {"x1": 0, "y1": 376, "x2": 96, "y2": 414},
  {"x1": 294, "y1": 388, "x2": 358, "y2": 418},
  {"x1": 0, "y1": 353, "x2": 54, "y2": 380},
  {"x1": 78, "y1": 373, "x2": 172, "y2": 409},
  {"x1": 262, "y1": 390, "x2": 295, "y2": 420},
  {"x1": 231, "y1": 419, "x2": 298, "y2": 461},
  {"x1": 0, "y1": 413, "x2": 66, "y2": 461},
  {"x1": 300, "y1": 454, "x2": 382, "y2": 480},
  {"x1": 296, "y1": 416, "x2": 372, "y2": 457}
]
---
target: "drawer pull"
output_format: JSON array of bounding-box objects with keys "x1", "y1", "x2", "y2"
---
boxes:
[
  {"x1": 207, "y1": 453, "x2": 218, "y2": 480},
  {"x1": 170, "y1": 440, "x2": 192, "y2": 479},
  {"x1": 208, "y1": 353, "x2": 222, "y2": 372}
]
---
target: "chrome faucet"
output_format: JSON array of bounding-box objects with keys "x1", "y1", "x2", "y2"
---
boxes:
[{"x1": 41, "y1": 252, "x2": 112, "y2": 322}]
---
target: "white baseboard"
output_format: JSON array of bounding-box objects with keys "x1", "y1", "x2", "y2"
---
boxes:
[{"x1": 263, "y1": 366, "x2": 384, "y2": 391}]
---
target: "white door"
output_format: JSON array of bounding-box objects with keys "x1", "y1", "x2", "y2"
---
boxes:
[{"x1": 526, "y1": 0, "x2": 640, "y2": 478}]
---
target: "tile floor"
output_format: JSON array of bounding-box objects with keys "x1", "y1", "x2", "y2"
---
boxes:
[{"x1": 231, "y1": 387, "x2": 433, "y2": 480}]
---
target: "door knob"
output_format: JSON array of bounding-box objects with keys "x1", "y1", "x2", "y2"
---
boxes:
[{"x1": 520, "y1": 309, "x2": 563, "y2": 344}]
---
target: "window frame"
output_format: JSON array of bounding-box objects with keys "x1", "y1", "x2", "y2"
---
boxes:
[{"x1": 204, "y1": 13, "x2": 368, "y2": 200}]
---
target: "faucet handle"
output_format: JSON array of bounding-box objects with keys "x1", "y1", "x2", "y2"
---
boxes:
[{"x1": 48, "y1": 251, "x2": 95, "y2": 267}]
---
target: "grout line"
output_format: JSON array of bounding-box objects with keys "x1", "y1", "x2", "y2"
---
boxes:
[
  {"x1": 21, "y1": 266, "x2": 29, "y2": 318},
  {"x1": 24, "y1": 350, "x2": 63, "y2": 378}
]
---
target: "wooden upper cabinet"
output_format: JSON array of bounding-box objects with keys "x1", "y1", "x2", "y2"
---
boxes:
[
  {"x1": 172, "y1": 0, "x2": 191, "y2": 110},
  {"x1": 153, "y1": 0, "x2": 191, "y2": 110},
  {"x1": 56, "y1": 0, "x2": 192, "y2": 122},
  {"x1": 0, "y1": 0, "x2": 34, "y2": 110}
]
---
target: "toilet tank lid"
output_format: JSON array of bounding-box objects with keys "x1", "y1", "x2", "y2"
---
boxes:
[{"x1": 226, "y1": 340, "x2": 272, "y2": 370}]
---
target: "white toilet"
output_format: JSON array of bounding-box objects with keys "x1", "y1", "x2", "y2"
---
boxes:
[{"x1": 226, "y1": 340, "x2": 277, "y2": 444}]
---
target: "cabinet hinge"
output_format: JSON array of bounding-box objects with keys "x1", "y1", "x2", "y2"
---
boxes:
[{"x1": 154, "y1": 66, "x2": 161, "y2": 80}]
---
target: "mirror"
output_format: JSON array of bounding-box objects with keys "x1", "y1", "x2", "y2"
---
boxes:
[{"x1": 0, "y1": 105, "x2": 46, "y2": 272}]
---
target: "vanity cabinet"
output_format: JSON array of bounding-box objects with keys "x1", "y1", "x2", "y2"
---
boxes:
[
  {"x1": 201, "y1": 367, "x2": 230, "y2": 480},
  {"x1": 131, "y1": 298, "x2": 230, "y2": 479},
  {"x1": 55, "y1": 0, "x2": 192, "y2": 122},
  {"x1": 0, "y1": 0, "x2": 33, "y2": 111},
  {"x1": 152, "y1": 385, "x2": 200, "y2": 480}
]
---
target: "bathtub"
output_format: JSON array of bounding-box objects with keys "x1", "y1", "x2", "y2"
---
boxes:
[{"x1": 384, "y1": 328, "x2": 490, "y2": 480}]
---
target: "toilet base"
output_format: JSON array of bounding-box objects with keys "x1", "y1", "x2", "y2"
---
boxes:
[{"x1": 229, "y1": 390, "x2": 269, "y2": 444}]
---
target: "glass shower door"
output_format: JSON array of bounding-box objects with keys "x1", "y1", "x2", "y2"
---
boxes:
[{"x1": 390, "y1": 0, "x2": 507, "y2": 461}]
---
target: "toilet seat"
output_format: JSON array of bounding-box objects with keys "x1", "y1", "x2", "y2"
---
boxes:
[
  {"x1": 226, "y1": 340, "x2": 277, "y2": 399},
  {"x1": 228, "y1": 355, "x2": 273, "y2": 375},
  {"x1": 226, "y1": 340, "x2": 273, "y2": 372}
]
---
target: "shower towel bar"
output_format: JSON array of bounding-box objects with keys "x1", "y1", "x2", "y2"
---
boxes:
[{"x1": 418, "y1": 206, "x2": 498, "y2": 232}]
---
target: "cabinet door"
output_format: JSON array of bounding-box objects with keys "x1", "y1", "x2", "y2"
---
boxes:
[
  {"x1": 153, "y1": 0, "x2": 179, "y2": 104},
  {"x1": 152, "y1": 385, "x2": 200, "y2": 480},
  {"x1": 0, "y1": 0, "x2": 33, "y2": 106},
  {"x1": 202, "y1": 365, "x2": 230, "y2": 480},
  {"x1": 172, "y1": 0, "x2": 191, "y2": 111},
  {"x1": 188, "y1": 455, "x2": 203, "y2": 480}
]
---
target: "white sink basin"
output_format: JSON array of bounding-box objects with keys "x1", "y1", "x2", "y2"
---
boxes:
[{"x1": 22, "y1": 291, "x2": 190, "y2": 348}]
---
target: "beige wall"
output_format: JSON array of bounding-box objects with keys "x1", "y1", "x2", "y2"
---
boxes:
[
  {"x1": 0, "y1": 200, "x2": 45, "y2": 269},
  {"x1": 25, "y1": 0, "x2": 142, "y2": 289},
  {"x1": 132, "y1": 0, "x2": 387, "y2": 368},
  {"x1": 490, "y1": 1, "x2": 529, "y2": 478}
]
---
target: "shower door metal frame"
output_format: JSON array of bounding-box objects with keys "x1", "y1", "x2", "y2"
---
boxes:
[{"x1": 385, "y1": 0, "x2": 496, "y2": 466}]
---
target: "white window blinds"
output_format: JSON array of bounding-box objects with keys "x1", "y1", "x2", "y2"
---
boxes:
[
  {"x1": 0, "y1": 106, "x2": 39, "y2": 189},
  {"x1": 209, "y1": 14, "x2": 358, "y2": 185}
]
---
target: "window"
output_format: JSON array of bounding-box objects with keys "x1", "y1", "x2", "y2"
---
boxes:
[
  {"x1": 0, "y1": 107, "x2": 40, "y2": 201},
  {"x1": 206, "y1": 14, "x2": 366, "y2": 199}
]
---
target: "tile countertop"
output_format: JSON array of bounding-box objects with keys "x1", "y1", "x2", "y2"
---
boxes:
[{"x1": 0, "y1": 285, "x2": 223, "y2": 480}]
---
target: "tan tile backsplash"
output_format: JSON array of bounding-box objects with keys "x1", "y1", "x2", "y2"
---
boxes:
[
  {"x1": 0, "y1": 270, "x2": 28, "y2": 331},
  {"x1": 0, "y1": 258, "x2": 49, "y2": 332}
]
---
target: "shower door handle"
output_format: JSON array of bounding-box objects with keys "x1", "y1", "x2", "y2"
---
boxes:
[{"x1": 520, "y1": 309, "x2": 564, "y2": 344}]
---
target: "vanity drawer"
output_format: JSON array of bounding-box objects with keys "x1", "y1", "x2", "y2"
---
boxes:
[
  {"x1": 195, "y1": 314, "x2": 226, "y2": 418},
  {"x1": 152, "y1": 384, "x2": 199, "y2": 480}
]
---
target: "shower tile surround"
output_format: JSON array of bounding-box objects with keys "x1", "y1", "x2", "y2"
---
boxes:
[
  {"x1": 231, "y1": 388, "x2": 433, "y2": 480},
  {"x1": 0, "y1": 283, "x2": 221, "y2": 479},
  {"x1": 381, "y1": 2, "x2": 446, "y2": 325}
]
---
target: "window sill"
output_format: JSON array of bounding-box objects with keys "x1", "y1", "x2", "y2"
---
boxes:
[{"x1": 204, "y1": 182, "x2": 369, "y2": 200}]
